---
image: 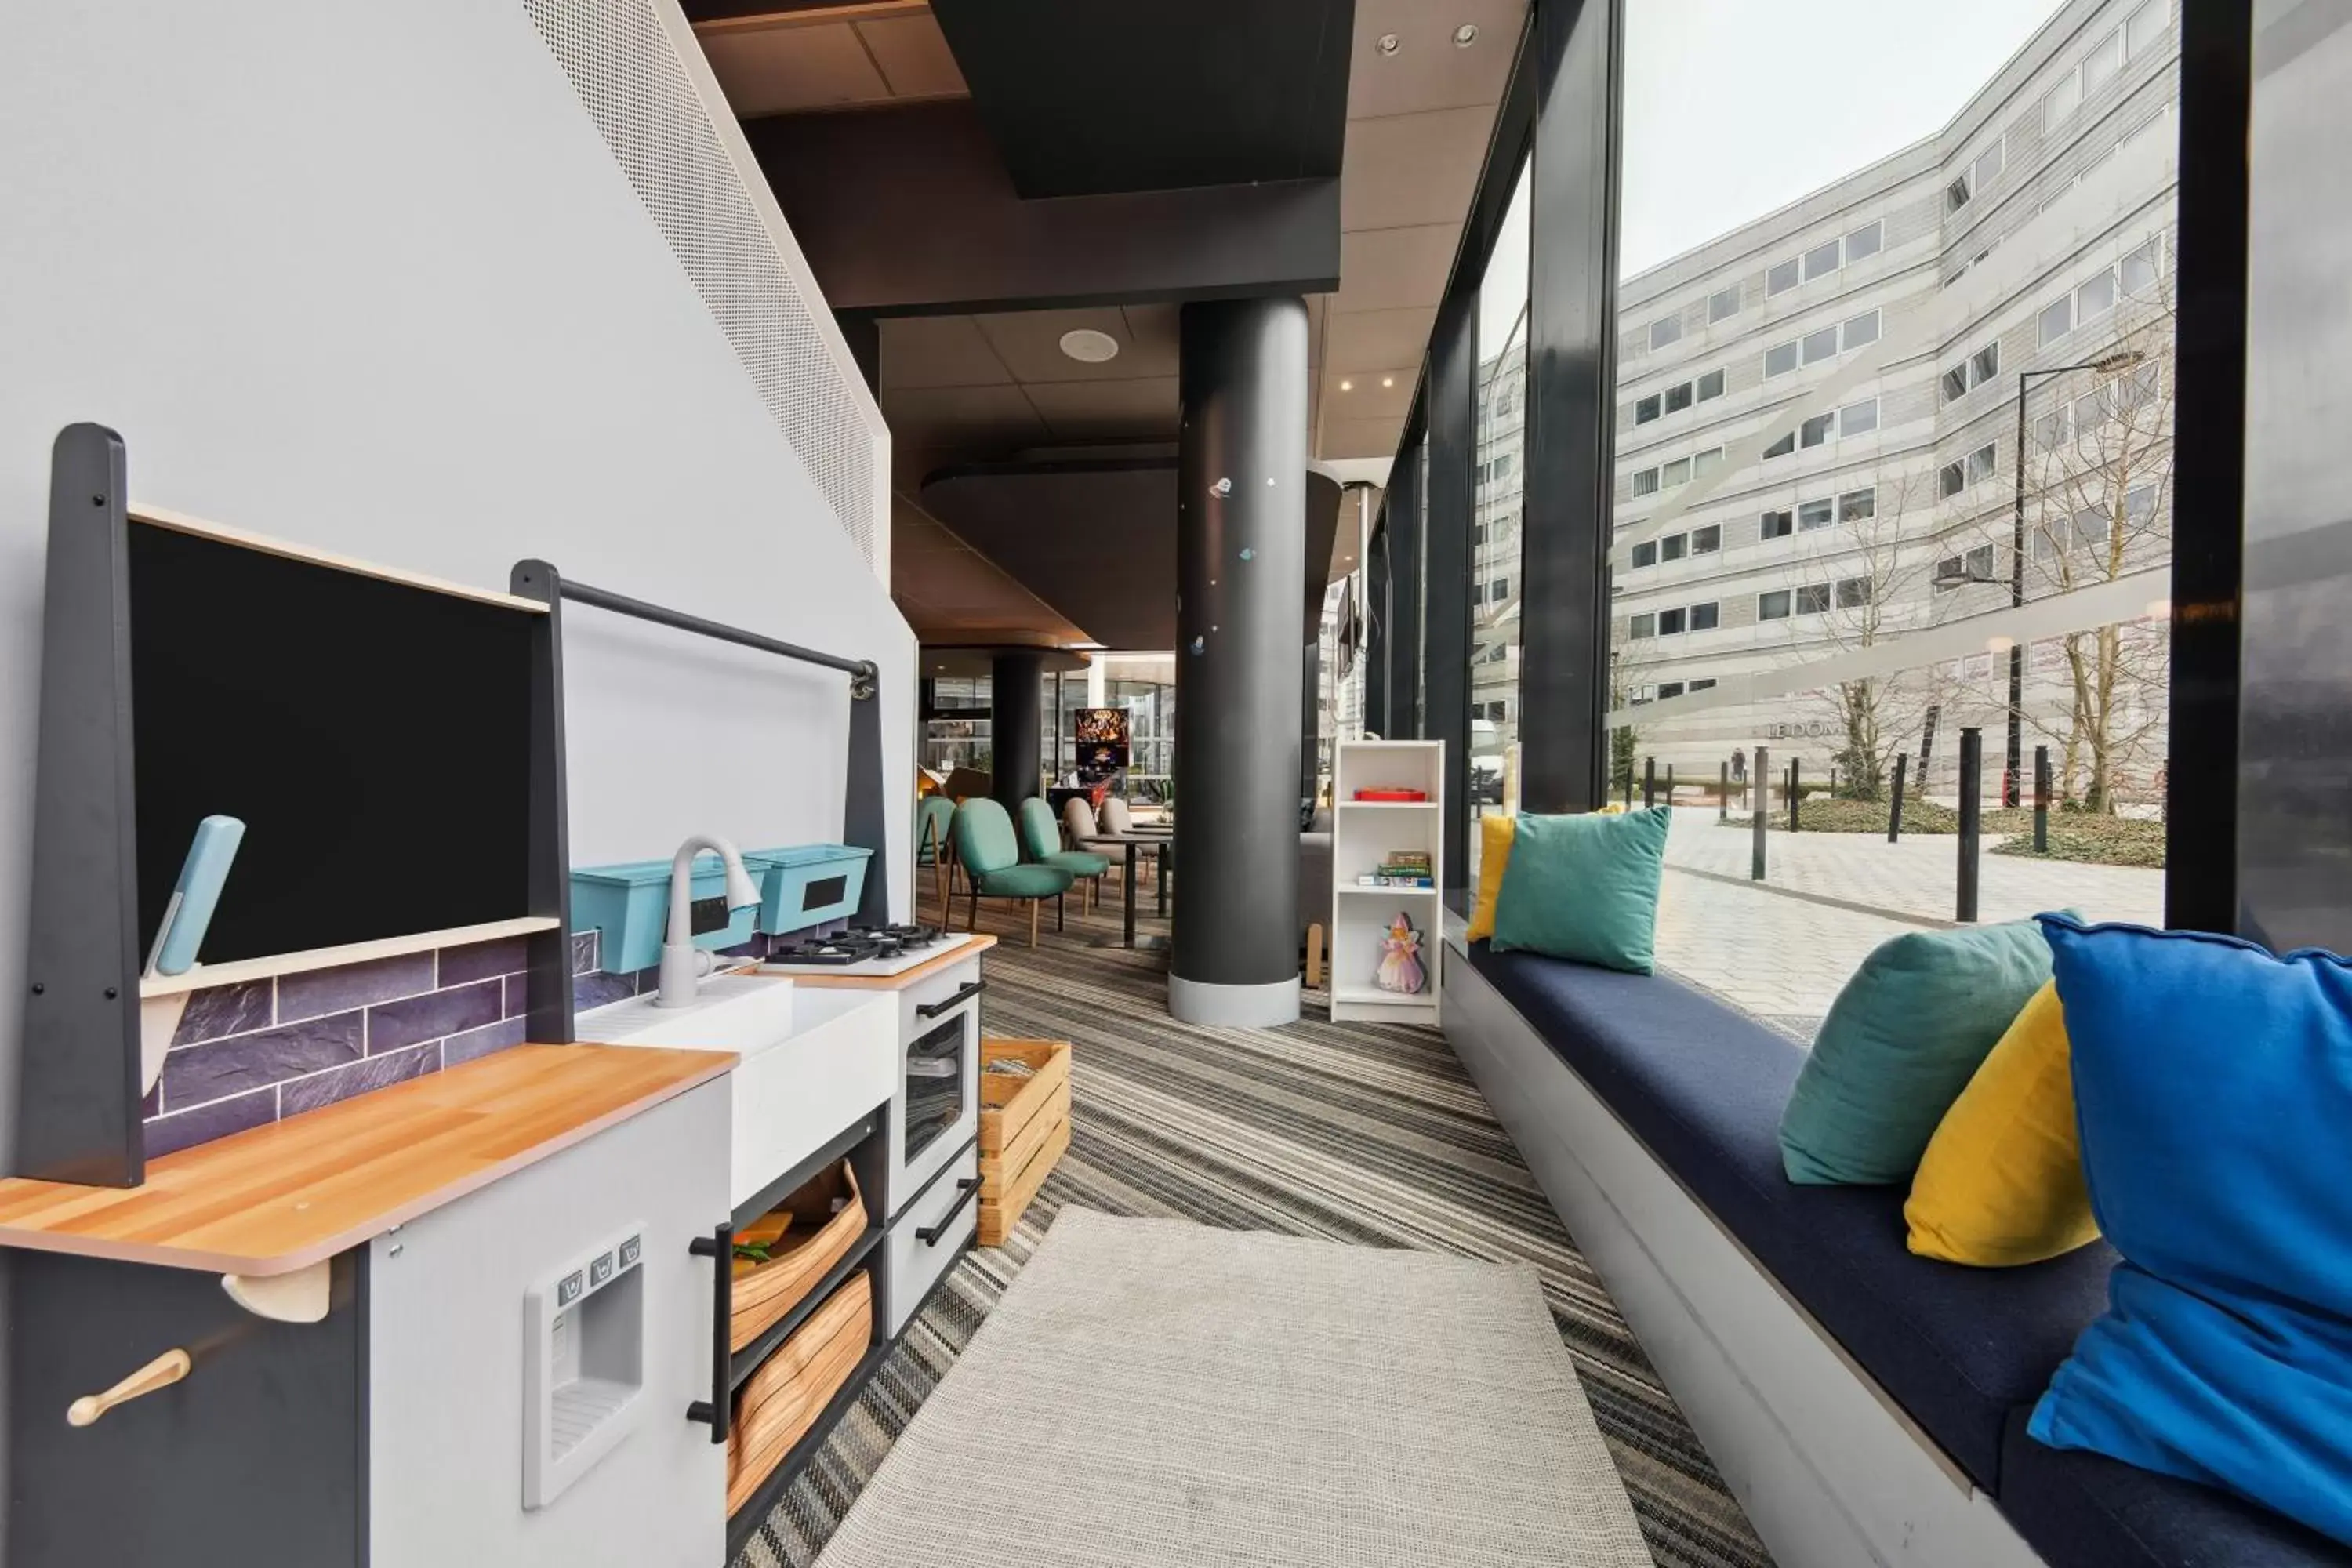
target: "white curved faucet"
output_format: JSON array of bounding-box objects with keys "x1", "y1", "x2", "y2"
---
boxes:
[{"x1": 656, "y1": 833, "x2": 762, "y2": 1008}]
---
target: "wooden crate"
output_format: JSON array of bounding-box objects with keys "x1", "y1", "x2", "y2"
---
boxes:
[{"x1": 977, "y1": 1038, "x2": 1072, "y2": 1247}]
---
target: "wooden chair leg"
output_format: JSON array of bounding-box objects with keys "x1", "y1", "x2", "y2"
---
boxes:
[
  {"x1": 1028, "y1": 899, "x2": 1040, "y2": 948},
  {"x1": 967, "y1": 886, "x2": 978, "y2": 933},
  {"x1": 1305, "y1": 922, "x2": 1324, "y2": 989}
]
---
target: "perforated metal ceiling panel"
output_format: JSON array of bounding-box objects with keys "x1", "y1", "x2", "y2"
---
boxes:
[{"x1": 524, "y1": 0, "x2": 879, "y2": 571}]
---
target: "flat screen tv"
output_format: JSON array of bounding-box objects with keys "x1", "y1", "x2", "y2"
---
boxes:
[
  {"x1": 1073, "y1": 706, "x2": 1130, "y2": 772},
  {"x1": 125, "y1": 520, "x2": 536, "y2": 964}
]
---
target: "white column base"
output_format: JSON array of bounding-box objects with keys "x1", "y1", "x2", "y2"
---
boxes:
[{"x1": 1168, "y1": 973, "x2": 1301, "y2": 1028}]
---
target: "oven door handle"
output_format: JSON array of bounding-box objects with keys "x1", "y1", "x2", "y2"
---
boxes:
[
  {"x1": 916, "y1": 980, "x2": 985, "y2": 1019},
  {"x1": 917, "y1": 1178, "x2": 981, "y2": 1246}
]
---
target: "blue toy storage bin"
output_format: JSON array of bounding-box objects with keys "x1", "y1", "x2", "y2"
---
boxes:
[
  {"x1": 570, "y1": 855, "x2": 760, "y2": 975},
  {"x1": 744, "y1": 844, "x2": 872, "y2": 935}
]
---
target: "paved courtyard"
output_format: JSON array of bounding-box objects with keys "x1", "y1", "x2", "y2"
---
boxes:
[{"x1": 1647, "y1": 807, "x2": 2164, "y2": 1039}]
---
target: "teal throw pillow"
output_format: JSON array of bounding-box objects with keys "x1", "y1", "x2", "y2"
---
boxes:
[
  {"x1": 1778, "y1": 918, "x2": 2055, "y2": 1185},
  {"x1": 1488, "y1": 808, "x2": 1671, "y2": 975}
]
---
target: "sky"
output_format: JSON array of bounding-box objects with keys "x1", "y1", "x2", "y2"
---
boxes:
[{"x1": 1479, "y1": 0, "x2": 2065, "y2": 353}]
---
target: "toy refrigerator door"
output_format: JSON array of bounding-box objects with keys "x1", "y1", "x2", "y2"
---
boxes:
[{"x1": 366, "y1": 1077, "x2": 729, "y2": 1567}]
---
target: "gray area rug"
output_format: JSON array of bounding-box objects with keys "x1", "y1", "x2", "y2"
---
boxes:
[{"x1": 815, "y1": 1208, "x2": 1653, "y2": 1568}]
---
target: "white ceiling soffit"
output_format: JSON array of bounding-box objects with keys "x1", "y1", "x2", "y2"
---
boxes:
[
  {"x1": 694, "y1": 2, "x2": 968, "y2": 119},
  {"x1": 1315, "y1": 0, "x2": 1526, "y2": 463}
]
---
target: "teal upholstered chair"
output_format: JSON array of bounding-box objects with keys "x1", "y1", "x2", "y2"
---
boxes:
[
  {"x1": 950, "y1": 798, "x2": 1073, "y2": 946},
  {"x1": 915, "y1": 793, "x2": 956, "y2": 924},
  {"x1": 1020, "y1": 797, "x2": 1111, "y2": 920}
]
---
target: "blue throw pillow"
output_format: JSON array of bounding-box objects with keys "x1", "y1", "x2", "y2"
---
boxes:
[
  {"x1": 2027, "y1": 913, "x2": 2352, "y2": 1548},
  {"x1": 1488, "y1": 808, "x2": 1671, "y2": 974}
]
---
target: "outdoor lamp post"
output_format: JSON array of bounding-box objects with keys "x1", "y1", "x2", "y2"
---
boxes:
[{"x1": 1937, "y1": 349, "x2": 2146, "y2": 808}]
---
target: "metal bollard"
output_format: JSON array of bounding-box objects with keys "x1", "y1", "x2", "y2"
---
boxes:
[
  {"x1": 1644, "y1": 757, "x2": 1656, "y2": 809},
  {"x1": 1719, "y1": 762, "x2": 1730, "y2": 822},
  {"x1": 1667, "y1": 763, "x2": 1675, "y2": 802},
  {"x1": 1957, "y1": 728, "x2": 1983, "y2": 922},
  {"x1": 2034, "y1": 745, "x2": 2051, "y2": 854},
  {"x1": 1788, "y1": 759, "x2": 1802, "y2": 833},
  {"x1": 1751, "y1": 746, "x2": 1769, "y2": 881},
  {"x1": 1888, "y1": 753, "x2": 1908, "y2": 843}
]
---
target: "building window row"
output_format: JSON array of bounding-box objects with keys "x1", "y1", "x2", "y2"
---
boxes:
[
  {"x1": 1628, "y1": 600, "x2": 1722, "y2": 640},
  {"x1": 2038, "y1": 237, "x2": 2163, "y2": 349},
  {"x1": 1762, "y1": 397, "x2": 1879, "y2": 460},
  {"x1": 2034, "y1": 363, "x2": 2163, "y2": 448},
  {"x1": 2030, "y1": 484, "x2": 2161, "y2": 561},
  {"x1": 1947, "y1": 137, "x2": 2007, "y2": 214},
  {"x1": 1630, "y1": 444, "x2": 1726, "y2": 497},
  {"x1": 1934, "y1": 543, "x2": 1999, "y2": 590},
  {"x1": 1628, "y1": 522, "x2": 1724, "y2": 569},
  {"x1": 1635, "y1": 367, "x2": 1728, "y2": 425},
  {"x1": 1630, "y1": 677, "x2": 1719, "y2": 706},
  {"x1": 1943, "y1": 339, "x2": 2002, "y2": 404},
  {"x1": 2043, "y1": 2, "x2": 2164, "y2": 135},
  {"x1": 1759, "y1": 577, "x2": 1871, "y2": 621},
  {"x1": 1764, "y1": 309, "x2": 1879, "y2": 379},
  {"x1": 1766, "y1": 220, "x2": 1884, "y2": 299},
  {"x1": 1939, "y1": 441, "x2": 2001, "y2": 498}
]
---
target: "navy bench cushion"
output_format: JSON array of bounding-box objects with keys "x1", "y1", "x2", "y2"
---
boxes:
[
  {"x1": 1998, "y1": 1406, "x2": 2352, "y2": 1568},
  {"x1": 1465, "y1": 941, "x2": 2115, "y2": 1490}
]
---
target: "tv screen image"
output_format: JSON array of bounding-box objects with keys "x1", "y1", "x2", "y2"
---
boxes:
[{"x1": 1073, "y1": 706, "x2": 1130, "y2": 771}]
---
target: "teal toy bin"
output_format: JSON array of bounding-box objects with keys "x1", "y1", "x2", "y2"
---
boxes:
[
  {"x1": 744, "y1": 844, "x2": 873, "y2": 936},
  {"x1": 570, "y1": 855, "x2": 760, "y2": 975}
]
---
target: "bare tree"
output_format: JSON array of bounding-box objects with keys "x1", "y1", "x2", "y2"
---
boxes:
[
  {"x1": 2012, "y1": 261, "x2": 2176, "y2": 813},
  {"x1": 1781, "y1": 471, "x2": 1948, "y2": 799}
]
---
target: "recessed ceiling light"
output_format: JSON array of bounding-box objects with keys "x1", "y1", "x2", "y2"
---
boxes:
[
  {"x1": 1058, "y1": 328, "x2": 1120, "y2": 364},
  {"x1": 1339, "y1": 378, "x2": 1355, "y2": 391},
  {"x1": 1381, "y1": 376, "x2": 1395, "y2": 388},
  {"x1": 1454, "y1": 23, "x2": 1479, "y2": 46},
  {"x1": 1375, "y1": 32, "x2": 1400, "y2": 55}
]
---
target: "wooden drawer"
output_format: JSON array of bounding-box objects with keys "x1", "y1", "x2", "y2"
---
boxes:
[
  {"x1": 732, "y1": 1160, "x2": 864, "y2": 1353},
  {"x1": 884, "y1": 1142, "x2": 976, "y2": 1339},
  {"x1": 726, "y1": 1271, "x2": 872, "y2": 1519}
]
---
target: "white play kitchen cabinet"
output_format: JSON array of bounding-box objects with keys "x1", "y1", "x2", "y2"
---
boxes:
[
  {"x1": 2, "y1": 920, "x2": 996, "y2": 1568},
  {"x1": 2, "y1": 1047, "x2": 741, "y2": 1567}
]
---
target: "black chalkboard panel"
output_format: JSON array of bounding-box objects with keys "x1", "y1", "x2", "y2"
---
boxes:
[{"x1": 125, "y1": 521, "x2": 534, "y2": 964}]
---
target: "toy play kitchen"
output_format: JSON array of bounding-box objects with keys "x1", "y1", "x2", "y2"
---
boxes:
[{"x1": 0, "y1": 426, "x2": 954, "y2": 1566}]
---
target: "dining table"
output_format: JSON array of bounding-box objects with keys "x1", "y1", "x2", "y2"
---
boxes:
[{"x1": 1076, "y1": 827, "x2": 1174, "y2": 949}]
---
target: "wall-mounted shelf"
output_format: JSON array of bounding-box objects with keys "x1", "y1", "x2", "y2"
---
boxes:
[{"x1": 136, "y1": 917, "x2": 561, "y2": 999}]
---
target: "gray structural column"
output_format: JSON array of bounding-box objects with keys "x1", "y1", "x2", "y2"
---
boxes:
[
  {"x1": 1172, "y1": 297, "x2": 1308, "y2": 1026},
  {"x1": 989, "y1": 650, "x2": 1044, "y2": 810}
]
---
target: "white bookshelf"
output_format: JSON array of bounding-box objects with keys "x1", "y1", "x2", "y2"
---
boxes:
[{"x1": 1330, "y1": 739, "x2": 1443, "y2": 1026}]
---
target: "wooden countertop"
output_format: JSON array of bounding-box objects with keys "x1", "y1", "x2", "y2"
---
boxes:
[
  {"x1": 764, "y1": 933, "x2": 994, "y2": 991},
  {"x1": 0, "y1": 1044, "x2": 735, "y2": 1276}
]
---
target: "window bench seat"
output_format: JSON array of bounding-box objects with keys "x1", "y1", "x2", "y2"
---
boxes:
[{"x1": 1443, "y1": 932, "x2": 2350, "y2": 1568}]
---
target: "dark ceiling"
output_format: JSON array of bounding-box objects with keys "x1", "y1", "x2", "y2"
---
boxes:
[
  {"x1": 919, "y1": 460, "x2": 1342, "y2": 650},
  {"x1": 927, "y1": 0, "x2": 1356, "y2": 198}
]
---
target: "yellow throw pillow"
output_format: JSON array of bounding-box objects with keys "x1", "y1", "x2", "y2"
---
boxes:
[
  {"x1": 1904, "y1": 980, "x2": 2098, "y2": 1266},
  {"x1": 1467, "y1": 814, "x2": 1516, "y2": 941}
]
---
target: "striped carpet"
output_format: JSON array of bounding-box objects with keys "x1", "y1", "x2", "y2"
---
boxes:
[{"x1": 736, "y1": 892, "x2": 1774, "y2": 1568}]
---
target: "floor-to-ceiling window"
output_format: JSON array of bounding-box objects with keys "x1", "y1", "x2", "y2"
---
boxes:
[
  {"x1": 1468, "y1": 159, "x2": 1532, "y2": 876},
  {"x1": 1609, "y1": 0, "x2": 2179, "y2": 1027}
]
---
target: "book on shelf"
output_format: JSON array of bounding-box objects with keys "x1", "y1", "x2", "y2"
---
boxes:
[{"x1": 1356, "y1": 873, "x2": 1435, "y2": 888}]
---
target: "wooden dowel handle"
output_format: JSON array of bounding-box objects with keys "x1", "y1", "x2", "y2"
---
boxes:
[{"x1": 67, "y1": 1348, "x2": 191, "y2": 1428}]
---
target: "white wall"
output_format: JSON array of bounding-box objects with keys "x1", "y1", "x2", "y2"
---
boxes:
[{"x1": 0, "y1": 0, "x2": 914, "y2": 1494}]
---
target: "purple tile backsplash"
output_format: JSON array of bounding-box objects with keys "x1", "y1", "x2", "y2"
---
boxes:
[{"x1": 141, "y1": 927, "x2": 596, "y2": 1160}]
